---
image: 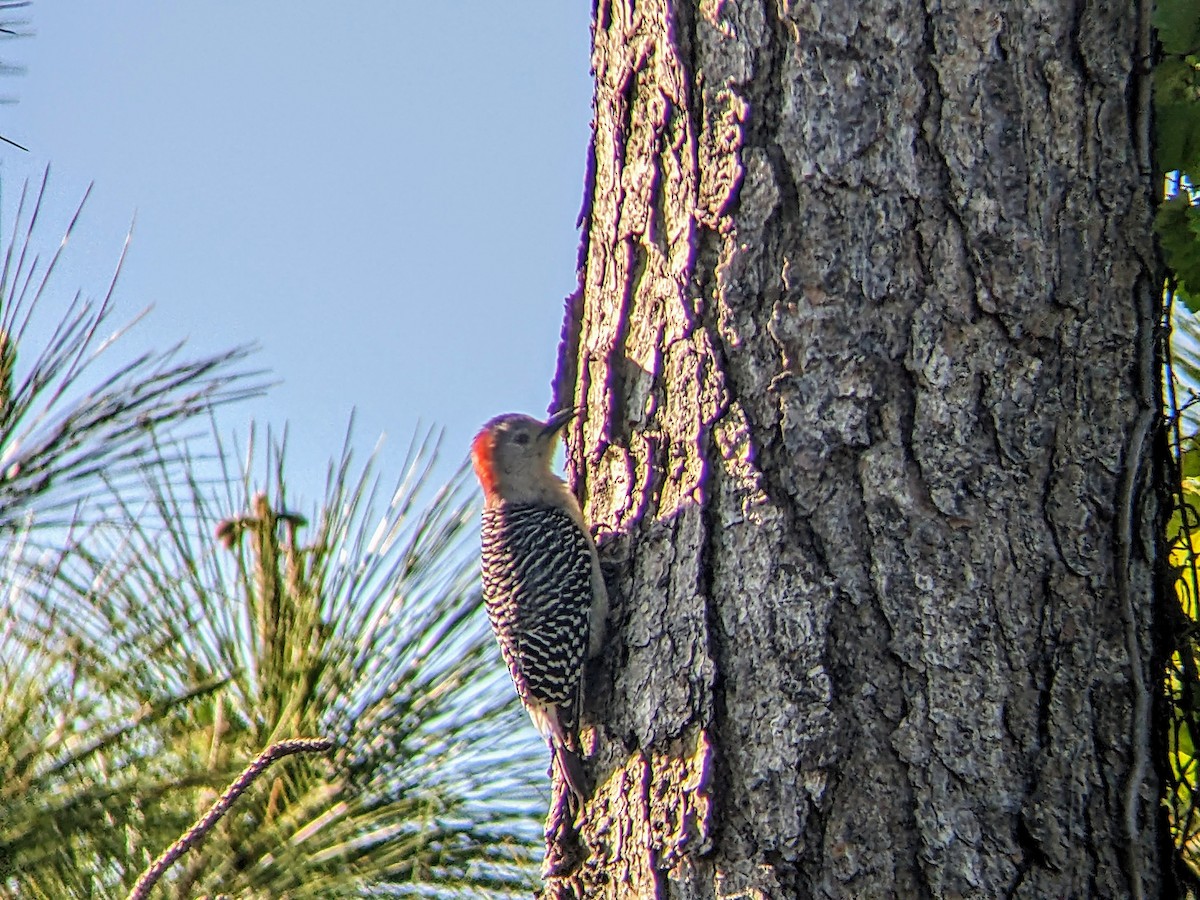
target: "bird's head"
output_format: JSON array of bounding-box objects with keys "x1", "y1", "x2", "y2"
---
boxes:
[{"x1": 471, "y1": 408, "x2": 576, "y2": 505}]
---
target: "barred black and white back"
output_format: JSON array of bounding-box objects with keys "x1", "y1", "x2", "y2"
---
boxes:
[{"x1": 481, "y1": 502, "x2": 593, "y2": 720}]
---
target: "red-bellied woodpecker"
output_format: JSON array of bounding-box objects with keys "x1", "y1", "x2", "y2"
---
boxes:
[{"x1": 470, "y1": 408, "x2": 608, "y2": 802}]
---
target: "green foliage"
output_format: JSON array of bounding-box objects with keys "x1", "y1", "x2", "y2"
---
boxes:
[
  {"x1": 1158, "y1": 195, "x2": 1200, "y2": 311},
  {"x1": 0, "y1": 174, "x2": 262, "y2": 534},
  {"x1": 1158, "y1": 0, "x2": 1200, "y2": 883},
  {"x1": 1155, "y1": 0, "x2": 1200, "y2": 172},
  {"x1": 4, "y1": 431, "x2": 544, "y2": 898},
  {"x1": 42, "y1": 430, "x2": 541, "y2": 898},
  {"x1": 0, "y1": 178, "x2": 543, "y2": 897},
  {"x1": 1155, "y1": 0, "x2": 1200, "y2": 313},
  {"x1": 1156, "y1": 56, "x2": 1200, "y2": 179},
  {"x1": 1165, "y1": 440, "x2": 1200, "y2": 877},
  {"x1": 1157, "y1": 0, "x2": 1200, "y2": 57}
]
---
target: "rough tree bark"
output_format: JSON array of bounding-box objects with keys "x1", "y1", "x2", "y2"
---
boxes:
[{"x1": 549, "y1": 1, "x2": 1164, "y2": 897}]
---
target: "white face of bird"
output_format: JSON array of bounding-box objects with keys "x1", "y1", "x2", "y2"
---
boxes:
[
  {"x1": 492, "y1": 414, "x2": 558, "y2": 472},
  {"x1": 471, "y1": 409, "x2": 576, "y2": 504}
]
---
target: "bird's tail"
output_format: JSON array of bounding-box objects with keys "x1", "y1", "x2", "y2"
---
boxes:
[
  {"x1": 552, "y1": 740, "x2": 590, "y2": 802},
  {"x1": 529, "y1": 701, "x2": 591, "y2": 802}
]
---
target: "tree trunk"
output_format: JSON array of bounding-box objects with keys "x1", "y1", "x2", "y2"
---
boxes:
[{"x1": 550, "y1": 1, "x2": 1164, "y2": 897}]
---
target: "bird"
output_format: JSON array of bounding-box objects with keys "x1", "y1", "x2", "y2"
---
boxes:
[{"x1": 470, "y1": 407, "x2": 608, "y2": 804}]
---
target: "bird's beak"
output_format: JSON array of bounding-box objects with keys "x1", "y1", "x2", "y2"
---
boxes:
[{"x1": 541, "y1": 407, "x2": 578, "y2": 437}]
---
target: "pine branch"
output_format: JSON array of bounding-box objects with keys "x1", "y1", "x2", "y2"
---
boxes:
[{"x1": 125, "y1": 738, "x2": 333, "y2": 900}]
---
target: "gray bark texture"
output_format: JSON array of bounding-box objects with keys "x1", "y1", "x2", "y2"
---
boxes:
[{"x1": 549, "y1": 1, "x2": 1164, "y2": 897}]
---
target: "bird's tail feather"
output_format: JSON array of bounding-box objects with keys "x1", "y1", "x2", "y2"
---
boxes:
[
  {"x1": 529, "y1": 701, "x2": 590, "y2": 801},
  {"x1": 553, "y1": 741, "x2": 590, "y2": 802}
]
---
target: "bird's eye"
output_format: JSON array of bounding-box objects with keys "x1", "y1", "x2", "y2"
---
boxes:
[{"x1": 513, "y1": 432, "x2": 531, "y2": 446}]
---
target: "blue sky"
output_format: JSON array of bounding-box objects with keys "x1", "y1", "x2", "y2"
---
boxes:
[{"x1": 0, "y1": 3, "x2": 593, "y2": 500}]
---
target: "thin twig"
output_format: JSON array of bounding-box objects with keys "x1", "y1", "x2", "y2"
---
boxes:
[{"x1": 125, "y1": 737, "x2": 333, "y2": 900}]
